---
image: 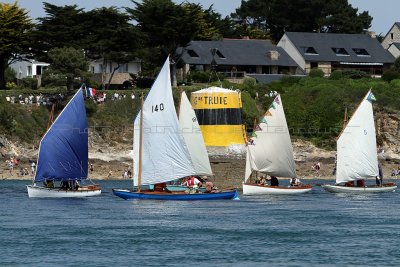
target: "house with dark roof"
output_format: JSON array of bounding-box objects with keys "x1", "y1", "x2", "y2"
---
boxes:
[
  {"x1": 382, "y1": 22, "x2": 400, "y2": 50},
  {"x1": 388, "y1": 42, "x2": 400, "y2": 59},
  {"x1": 178, "y1": 39, "x2": 300, "y2": 82},
  {"x1": 277, "y1": 32, "x2": 394, "y2": 77}
]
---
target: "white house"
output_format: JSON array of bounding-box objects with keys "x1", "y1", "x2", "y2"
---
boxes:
[
  {"x1": 89, "y1": 59, "x2": 142, "y2": 86},
  {"x1": 9, "y1": 59, "x2": 49, "y2": 79}
]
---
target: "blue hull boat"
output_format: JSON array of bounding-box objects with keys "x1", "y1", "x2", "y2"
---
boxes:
[{"x1": 112, "y1": 189, "x2": 239, "y2": 201}]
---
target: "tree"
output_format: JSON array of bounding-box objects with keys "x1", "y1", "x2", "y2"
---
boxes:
[
  {"x1": 127, "y1": 0, "x2": 201, "y2": 86},
  {"x1": 30, "y1": 3, "x2": 86, "y2": 62},
  {"x1": 46, "y1": 47, "x2": 89, "y2": 90},
  {"x1": 84, "y1": 7, "x2": 142, "y2": 89},
  {"x1": 232, "y1": 0, "x2": 372, "y2": 42},
  {"x1": 0, "y1": 2, "x2": 33, "y2": 89}
]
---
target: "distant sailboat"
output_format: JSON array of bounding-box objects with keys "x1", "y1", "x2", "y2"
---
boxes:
[
  {"x1": 322, "y1": 90, "x2": 397, "y2": 193},
  {"x1": 27, "y1": 89, "x2": 101, "y2": 198},
  {"x1": 243, "y1": 94, "x2": 312, "y2": 195},
  {"x1": 112, "y1": 57, "x2": 238, "y2": 200}
]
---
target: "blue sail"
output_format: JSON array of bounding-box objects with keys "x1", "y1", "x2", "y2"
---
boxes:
[{"x1": 34, "y1": 90, "x2": 88, "y2": 182}]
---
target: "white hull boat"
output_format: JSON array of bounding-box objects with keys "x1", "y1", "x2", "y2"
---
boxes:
[
  {"x1": 243, "y1": 183, "x2": 312, "y2": 195},
  {"x1": 28, "y1": 89, "x2": 101, "y2": 198},
  {"x1": 27, "y1": 185, "x2": 101, "y2": 198},
  {"x1": 321, "y1": 90, "x2": 396, "y2": 194},
  {"x1": 243, "y1": 94, "x2": 312, "y2": 195},
  {"x1": 321, "y1": 183, "x2": 396, "y2": 193}
]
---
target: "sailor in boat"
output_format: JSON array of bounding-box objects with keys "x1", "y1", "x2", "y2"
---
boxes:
[
  {"x1": 182, "y1": 176, "x2": 202, "y2": 193},
  {"x1": 257, "y1": 175, "x2": 267, "y2": 185},
  {"x1": 154, "y1": 182, "x2": 172, "y2": 193},
  {"x1": 269, "y1": 176, "x2": 279, "y2": 186},
  {"x1": 43, "y1": 179, "x2": 54, "y2": 188},
  {"x1": 356, "y1": 179, "x2": 365, "y2": 187},
  {"x1": 289, "y1": 177, "x2": 301, "y2": 187}
]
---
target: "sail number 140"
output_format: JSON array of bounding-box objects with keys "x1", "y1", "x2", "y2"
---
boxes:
[{"x1": 152, "y1": 103, "x2": 164, "y2": 112}]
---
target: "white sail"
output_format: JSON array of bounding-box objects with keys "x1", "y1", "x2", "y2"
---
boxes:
[
  {"x1": 336, "y1": 90, "x2": 378, "y2": 184},
  {"x1": 133, "y1": 58, "x2": 196, "y2": 186},
  {"x1": 178, "y1": 91, "x2": 213, "y2": 176},
  {"x1": 244, "y1": 95, "x2": 296, "y2": 182}
]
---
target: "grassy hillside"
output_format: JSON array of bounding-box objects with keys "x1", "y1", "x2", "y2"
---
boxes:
[{"x1": 1, "y1": 76, "x2": 399, "y2": 150}]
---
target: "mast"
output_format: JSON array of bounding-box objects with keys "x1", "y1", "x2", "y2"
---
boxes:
[
  {"x1": 137, "y1": 92, "x2": 144, "y2": 192},
  {"x1": 177, "y1": 90, "x2": 183, "y2": 119},
  {"x1": 47, "y1": 103, "x2": 55, "y2": 130}
]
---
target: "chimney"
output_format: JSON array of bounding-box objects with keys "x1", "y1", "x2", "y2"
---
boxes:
[{"x1": 267, "y1": 50, "x2": 279, "y2": 60}]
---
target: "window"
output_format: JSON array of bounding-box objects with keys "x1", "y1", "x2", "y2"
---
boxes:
[
  {"x1": 27, "y1": 66, "x2": 32, "y2": 76},
  {"x1": 352, "y1": 48, "x2": 370, "y2": 57},
  {"x1": 391, "y1": 33, "x2": 394, "y2": 40},
  {"x1": 118, "y1": 64, "x2": 129, "y2": 73},
  {"x1": 187, "y1": 49, "x2": 199, "y2": 57},
  {"x1": 332, "y1": 47, "x2": 349, "y2": 56},
  {"x1": 216, "y1": 50, "x2": 226, "y2": 59},
  {"x1": 303, "y1": 47, "x2": 318, "y2": 55}
]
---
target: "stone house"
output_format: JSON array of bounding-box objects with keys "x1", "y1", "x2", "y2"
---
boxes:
[
  {"x1": 382, "y1": 22, "x2": 400, "y2": 50},
  {"x1": 277, "y1": 32, "x2": 394, "y2": 77},
  {"x1": 178, "y1": 39, "x2": 300, "y2": 83}
]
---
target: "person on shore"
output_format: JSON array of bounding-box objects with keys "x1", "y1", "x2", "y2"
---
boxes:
[
  {"x1": 90, "y1": 163, "x2": 94, "y2": 173},
  {"x1": 31, "y1": 162, "x2": 36, "y2": 175},
  {"x1": 312, "y1": 161, "x2": 321, "y2": 176}
]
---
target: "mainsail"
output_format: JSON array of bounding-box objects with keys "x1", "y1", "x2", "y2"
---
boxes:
[
  {"x1": 34, "y1": 89, "x2": 88, "y2": 182},
  {"x1": 179, "y1": 91, "x2": 213, "y2": 176},
  {"x1": 133, "y1": 57, "x2": 196, "y2": 186},
  {"x1": 245, "y1": 94, "x2": 296, "y2": 182},
  {"x1": 336, "y1": 90, "x2": 378, "y2": 184}
]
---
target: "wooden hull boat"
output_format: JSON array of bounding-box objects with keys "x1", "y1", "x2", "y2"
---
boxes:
[
  {"x1": 112, "y1": 188, "x2": 239, "y2": 200},
  {"x1": 243, "y1": 183, "x2": 312, "y2": 195},
  {"x1": 321, "y1": 183, "x2": 396, "y2": 193},
  {"x1": 27, "y1": 185, "x2": 101, "y2": 198}
]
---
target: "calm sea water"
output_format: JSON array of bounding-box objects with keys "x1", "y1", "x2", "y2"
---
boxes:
[{"x1": 1, "y1": 179, "x2": 400, "y2": 267}]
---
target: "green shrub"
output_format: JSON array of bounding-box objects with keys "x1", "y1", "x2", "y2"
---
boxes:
[
  {"x1": 187, "y1": 71, "x2": 221, "y2": 83},
  {"x1": 240, "y1": 91, "x2": 258, "y2": 128},
  {"x1": 309, "y1": 68, "x2": 324, "y2": 78},
  {"x1": 382, "y1": 70, "x2": 400, "y2": 82},
  {"x1": 6, "y1": 82, "x2": 17, "y2": 90},
  {"x1": 5, "y1": 67, "x2": 16, "y2": 83},
  {"x1": 21, "y1": 77, "x2": 38, "y2": 89}
]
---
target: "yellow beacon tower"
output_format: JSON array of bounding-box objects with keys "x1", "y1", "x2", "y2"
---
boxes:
[{"x1": 190, "y1": 87, "x2": 245, "y2": 147}]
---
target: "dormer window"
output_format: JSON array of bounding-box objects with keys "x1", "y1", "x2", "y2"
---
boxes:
[
  {"x1": 353, "y1": 48, "x2": 370, "y2": 57},
  {"x1": 304, "y1": 47, "x2": 318, "y2": 55},
  {"x1": 332, "y1": 47, "x2": 349, "y2": 56},
  {"x1": 187, "y1": 49, "x2": 199, "y2": 58},
  {"x1": 216, "y1": 50, "x2": 226, "y2": 59}
]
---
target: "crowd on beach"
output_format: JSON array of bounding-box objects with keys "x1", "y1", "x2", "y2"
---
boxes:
[
  {"x1": 85, "y1": 91, "x2": 135, "y2": 104},
  {"x1": 5, "y1": 93, "x2": 65, "y2": 106},
  {"x1": 4, "y1": 156, "x2": 36, "y2": 178},
  {"x1": 4, "y1": 92, "x2": 135, "y2": 106}
]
